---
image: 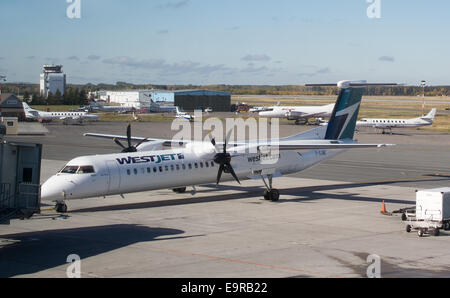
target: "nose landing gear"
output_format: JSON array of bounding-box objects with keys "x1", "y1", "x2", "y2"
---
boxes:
[
  {"x1": 261, "y1": 174, "x2": 280, "y2": 202},
  {"x1": 54, "y1": 201, "x2": 68, "y2": 213}
]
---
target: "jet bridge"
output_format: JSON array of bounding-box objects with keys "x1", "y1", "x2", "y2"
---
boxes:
[{"x1": 0, "y1": 141, "x2": 42, "y2": 224}]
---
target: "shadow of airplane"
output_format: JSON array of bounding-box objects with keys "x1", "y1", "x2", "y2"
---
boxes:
[
  {"x1": 67, "y1": 176, "x2": 450, "y2": 213},
  {"x1": 0, "y1": 224, "x2": 198, "y2": 278}
]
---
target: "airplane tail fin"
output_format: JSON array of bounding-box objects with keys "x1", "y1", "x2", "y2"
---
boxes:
[
  {"x1": 422, "y1": 108, "x2": 437, "y2": 120},
  {"x1": 306, "y1": 81, "x2": 397, "y2": 140}
]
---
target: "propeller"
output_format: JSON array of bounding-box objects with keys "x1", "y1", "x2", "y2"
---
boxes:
[
  {"x1": 210, "y1": 130, "x2": 240, "y2": 186},
  {"x1": 113, "y1": 123, "x2": 148, "y2": 153}
]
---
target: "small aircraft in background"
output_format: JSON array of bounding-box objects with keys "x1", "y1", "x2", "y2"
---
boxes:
[
  {"x1": 175, "y1": 106, "x2": 195, "y2": 122},
  {"x1": 23, "y1": 102, "x2": 99, "y2": 124},
  {"x1": 258, "y1": 102, "x2": 335, "y2": 125},
  {"x1": 356, "y1": 108, "x2": 437, "y2": 134},
  {"x1": 88, "y1": 100, "x2": 135, "y2": 113}
]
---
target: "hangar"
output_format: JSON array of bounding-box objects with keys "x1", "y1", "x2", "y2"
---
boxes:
[
  {"x1": 100, "y1": 89, "x2": 231, "y2": 112},
  {"x1": 156, "y1": 90, "x2": 231, "y2": 112}
]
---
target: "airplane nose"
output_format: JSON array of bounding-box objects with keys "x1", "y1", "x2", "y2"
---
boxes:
[{"x1": 41, "y1": 176, "x2": 75, "y2": 201}]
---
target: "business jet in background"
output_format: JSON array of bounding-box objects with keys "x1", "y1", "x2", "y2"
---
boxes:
[
  {"x1": 356, "y1": 108, "x2": 437, "y2": 134},
  {"x1": 175, "y1": 106, "x2": 195, "y2": 122},
  {"x1": 258, "y1": 102, "x2": 335, "y2": 125},
  {"x1": 23, "y1": 102, "x2": 99, "y2": 124},
  {"x1": 42, "y1": 80, "x2": 396, "y2": 213},
  {"x1": 88, "y1": 100, "x2": 135, "y2": 114}
]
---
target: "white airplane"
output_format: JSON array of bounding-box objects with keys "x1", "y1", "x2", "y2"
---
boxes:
[
  {"x1": 149, "y1": 99, "x2": 177, "y2": 113},
  {"x1": 89, "y1": 100, "x2": 135, "y2": 113},
  {"x1": 258, "y1": 102, "x2": 335, "y2": 124},
  {"x1": 41, "y1": 80, "x2": 395, "y2": 212},
  {"x1": 356, "y1": 108, "x2": 437, "y2": 134},
  {"x1": 23, "y1": 102, "x2": 99, "y2": 124},
  {"x1": 175, "y1": 106, "x2": 195, "y2": 122}
]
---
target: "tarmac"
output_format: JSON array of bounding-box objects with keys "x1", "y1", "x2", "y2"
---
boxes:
[{"x1": 1, "y1": 121, "x2": 450, "y2": 278}]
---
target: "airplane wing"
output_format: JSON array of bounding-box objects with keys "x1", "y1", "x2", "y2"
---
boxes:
[
  {"x1": 238, "y1": 140, "x2": 394, "y2": 151},
  {"x1": 286, "y1": 111, "x2": 329, "y2": 119}
]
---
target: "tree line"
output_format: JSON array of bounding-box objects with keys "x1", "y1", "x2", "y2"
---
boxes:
[{"x1": 2, "y1": 82, "x2": 450, "y2": 105}]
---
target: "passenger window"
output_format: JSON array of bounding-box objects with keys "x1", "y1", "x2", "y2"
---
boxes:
[
  {"x1": 153, "y1": 167, "x2": 157, "y2": 173},
  {"x1": 134, "y1": 169, "x2": 138, "y2": 175},
  {"x1": 200, "y1": 162, "x2": 204, "y2": 168},
  {"x1": 159, "y1": 166, "x2": 163, "y2": 172},
  {"x1": 195, "y1": 163, "x2": 198, "y2": 169},
  {"x1": 211, "y1": 162, "x2": 215, "y2": 167},
  {"x1": 147, "y1": 167, "x2": 151, "y2": 173},
  {"x1": 188, "y1": 164, "x2": 192, "y2": 169},
  {"x1": 182, "y1": 164, "x2": 186, "y2": 170},
  {"x1": 165, "y1": 165, "x2": 169, "y2": 171},
  {"x1": 127, "y1": 169, "x2": 131, "y2": 175},
  {"x1": 171, "y1": 165, "x2": 174, "y2": 171},
  {"x1": 176, "y1": 164, "x2": 180, "y2": 171}
]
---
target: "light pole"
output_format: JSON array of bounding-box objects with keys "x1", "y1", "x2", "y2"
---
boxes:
[
  {"x1": 0, "y1": 75, "x2": 7, "y2": 100},
  {"x1": 421, "y1": 80, "x2": 426, "y2": 117}
]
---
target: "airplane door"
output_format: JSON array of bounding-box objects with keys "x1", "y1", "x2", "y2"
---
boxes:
[{"x1": 106, "y1": 160, "x2": 121, "y2": 194}]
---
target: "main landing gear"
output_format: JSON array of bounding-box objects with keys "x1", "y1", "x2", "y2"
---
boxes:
[
  {"x1": 172, "y1": 187, "x2": 187, "y2": 194},
  {"x1": 261, "y1": 174, "x2": 280, "y2": 202},
  {"x1": 54, "y1": 201, "x2": 68, "y2": 213}
]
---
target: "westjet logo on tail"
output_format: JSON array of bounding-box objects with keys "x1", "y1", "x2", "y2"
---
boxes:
[{"x1": 116, "y1": 153, "x2": 185, "y2": 165}]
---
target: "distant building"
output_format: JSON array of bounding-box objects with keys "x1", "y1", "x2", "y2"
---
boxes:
[
  {"x1": 101, "y1": 89, "x2": 231, "y2": 112},
  {"x1": 0, "y1": 94, "x2": 25, "y2": 121},
  {"x1": 40, "y1": 65, "x2": 66, "y2": 98},
  {"x1": 101, "y1": 90, "x2": 153, "y2": 109}
]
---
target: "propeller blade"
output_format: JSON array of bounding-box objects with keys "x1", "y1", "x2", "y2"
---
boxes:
[
  {"x1": 226, "y1": 163, "x2": 241, "y2": 185},
  {"x1": 126, "y1": 123, "x2": 132, "y2": 148},
  {"x1": 216, "y1": 164, "x2": 224, "y2": 186},
  {"x1": 113, "y1": 138, "x2": 126, "y2": 150},
  {"x1": 134, "y1": 138, "x2": 149, "y2": 149}
]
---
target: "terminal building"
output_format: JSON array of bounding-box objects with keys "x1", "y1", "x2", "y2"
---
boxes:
[
  {"x1": 98, "y1": 89, "x2": 231, "y2": 112},
  {"x1": 40, "y1": 65, "x2": 66, "y2": 98}
]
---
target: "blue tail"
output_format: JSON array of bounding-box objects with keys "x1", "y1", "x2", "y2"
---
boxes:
[{"x1": 325, "y1": 87, "x2": 364, "y2": 140}]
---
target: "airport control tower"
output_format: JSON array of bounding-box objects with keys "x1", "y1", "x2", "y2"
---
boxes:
[{"x1": 39, "y1": 65, "x2": 66, "y2": 98}]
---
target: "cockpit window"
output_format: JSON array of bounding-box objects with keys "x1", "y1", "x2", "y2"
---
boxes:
[
  {"x1": 61, "y1": 166, "x2": 79, "y2": 174},
  {"x1": 60, "y1": 165, "x2": 95, "y2": 174},
  {"x1": 77, "y1": 166, "x2": 95, "y2": 174}
]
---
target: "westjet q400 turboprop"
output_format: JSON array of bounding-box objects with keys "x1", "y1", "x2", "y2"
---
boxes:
[{"x1": 41, "y1": 80, "x2": 396, "y2": 212}]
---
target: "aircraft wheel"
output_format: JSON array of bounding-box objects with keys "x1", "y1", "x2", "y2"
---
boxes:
[
  {"x1": 406, "y1": 225, "x2": 411, "y2": 233},
  {"x1": 263, "y1": 190, "x2": 271, "y2": 200},
  {"x1": 418, "y1": 229, "x2": 424, "y2": 237},
  {"x1": 173, "y1": 187, "x2": 187, "y2": 194},
  {"x1": 55, "y1": 202, "x2": 67, "y2": 213},
  {"x1": 433, "y1": 228, "x2": 440, "y2": 236},
  {"x1": 270, "y1": 189, "x2": 280, "y2": 202},
  {"x1": 443, "y1": 222, "x2": 450, "y2": 231}
]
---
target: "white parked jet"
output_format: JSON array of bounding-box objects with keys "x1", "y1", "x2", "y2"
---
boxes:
[
  {"x1": 89, "y1": 100, "x2": 135, "y2": 113},
  {"x1": 356, "y1": 108, "x2": 436, "y2": 134},
  {"x1": 258, "y1": 103, "x2": 335, "y2": 124},
  {"x1": 175, "y1": 106, "x2": 195, "y2": 122},
  {"x1": 41, "y1": 80, "x2": 395, "y2": 212},
  {"x1": 23, "y1": 102, "x2": 99, "y2": 123}
]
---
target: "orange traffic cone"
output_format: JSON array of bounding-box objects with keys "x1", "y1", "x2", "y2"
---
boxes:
[{"x1": 381, "y1": 200, "x2": 387, "y2": 214}]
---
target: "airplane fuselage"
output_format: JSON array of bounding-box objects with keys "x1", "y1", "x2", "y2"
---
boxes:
[{"x1": 41, "y1": 147, "x2": 341, "y2": 201}]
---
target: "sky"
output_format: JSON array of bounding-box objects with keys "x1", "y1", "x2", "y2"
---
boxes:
[{"x1": 1, "y1": 0, "x2": 450, "y2": 85}]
